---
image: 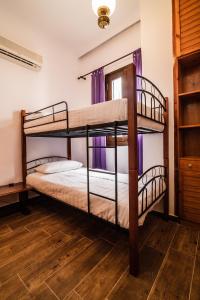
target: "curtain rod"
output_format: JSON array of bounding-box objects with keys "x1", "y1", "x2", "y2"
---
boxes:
[{"x1": 77, "y1": 50, "x2": 135, "y2": 80}]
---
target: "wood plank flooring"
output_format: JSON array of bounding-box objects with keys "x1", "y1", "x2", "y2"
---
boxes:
[{"x1": 0, "y1": 200, "x2": 199, "y2": 300}]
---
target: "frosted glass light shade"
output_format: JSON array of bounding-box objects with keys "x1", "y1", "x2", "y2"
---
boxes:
[{"x1": 92, "y1": 0, "x2": 116, "y2": 16}]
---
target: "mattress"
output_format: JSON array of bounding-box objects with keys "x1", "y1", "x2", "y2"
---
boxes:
[
  {"x1": 27, "y1": 168, "x2": 166, "y2": 228},
  {"x1": 24, "y1": 99, "x2": 164, "y2": 135}
]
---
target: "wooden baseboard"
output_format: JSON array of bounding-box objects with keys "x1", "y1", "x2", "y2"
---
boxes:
[{"x1": 151, "y1": 210, "x2": 180, "y2": 223}]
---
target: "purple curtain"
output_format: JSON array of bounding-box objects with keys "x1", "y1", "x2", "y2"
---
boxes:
[
  {"x1": 91, "y1": 68, "x2": 106, "y2": 169},
  {"x1": 133, "y1": 48, "x2": 143, "y2": 175}
]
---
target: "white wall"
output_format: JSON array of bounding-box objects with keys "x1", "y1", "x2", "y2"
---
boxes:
[
  {"x1": 73, "y1": 23, "x2": 141, "y2": 171},
  {"x1": 140, "y1": 0, "x2": 174, "y2": 214},
  {"x1": 0, "y1": 3, "x2": 175, "y2": 215},
  {"x1": 75, "y1": 20, "x2": 166, "y2": 175},
  {"x1": 74, "y1": 4, "x2": 174, "y2": 215},
  {"x1": 0, "y1": 8, "x2": 79, "y2": 185}
]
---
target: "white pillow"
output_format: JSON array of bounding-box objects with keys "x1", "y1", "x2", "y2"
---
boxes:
[{"x1": 35, "y1": 160, "x2": 83, "y2": 174}]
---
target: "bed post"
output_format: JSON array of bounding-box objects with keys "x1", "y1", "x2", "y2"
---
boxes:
[
  {"x1": 126, "y1": 63, "x2": 139, "y2": 276},
  {"x1": 67, "y1": 138, "x2": 71, "y2": 160},
  {"x1": 163, "y1": 97, "x2": 169, "y2": 219},
  {"x1": 21, "y1": 110, "x2": 27, "y2": 186}
]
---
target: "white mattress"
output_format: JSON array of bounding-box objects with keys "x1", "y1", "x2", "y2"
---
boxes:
[
  {"x1": 24, "y1": 99, "x2": 164, "y2": 135},
  {"x1": 27, "y1": 168, "x2": 166, "y2": 228}
]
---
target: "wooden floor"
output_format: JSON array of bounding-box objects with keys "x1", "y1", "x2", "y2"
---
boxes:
[{"x1": 0, "y1": 199, "x2": 199, "y2": 300}]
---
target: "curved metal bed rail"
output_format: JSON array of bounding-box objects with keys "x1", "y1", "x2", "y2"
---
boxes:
[
  {"x1": 26, "y1": 156, "x2": 68, "y2": 174},
  {"x1": 136, "y1": 75, "x2": 166, "y2": 109},
  {"x1": 138, "y1": 165, "x2": 166, "y2": 218},
  {"x1": 138, "y1": 165, "x2": 166, "y2": 184},
  {"x1": 136, "y1": 75, "x2": 166, "y2": 125}
]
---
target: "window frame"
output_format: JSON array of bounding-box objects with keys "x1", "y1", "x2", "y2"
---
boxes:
[{"x1": 105, "y1": 66, "x2": 129, "y2": 147}]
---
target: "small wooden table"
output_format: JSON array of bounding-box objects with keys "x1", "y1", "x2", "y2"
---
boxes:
[{"x1": 0, "y1": 183, "x2": 31, "y2": 215}]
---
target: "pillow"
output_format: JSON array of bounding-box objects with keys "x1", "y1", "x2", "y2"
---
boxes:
[{"x1": 35, "y1": 160, "x2": 83, "y2": 174}]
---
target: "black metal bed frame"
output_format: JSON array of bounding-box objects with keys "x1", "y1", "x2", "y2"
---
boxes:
[
  {"x1": 24, "y1": 75, "x2": 166, "y2": 138},
  {"x1": 23, "y1": 74, "x2": 167, "y2": 227},
  {"x1": 26, "y1": 155, "x2": 166, "y2": 225}
]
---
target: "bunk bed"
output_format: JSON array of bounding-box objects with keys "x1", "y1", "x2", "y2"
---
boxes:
[{"x1": 21, "y1": 64, "x2": 169, "y2": 276}]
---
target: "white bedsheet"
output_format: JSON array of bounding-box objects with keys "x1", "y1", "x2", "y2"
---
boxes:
[
  {"x1": 24, "y1": 99, "x2": 164, "y2": 135},
  {"x1": 27, "y1": 168, "x2": 166, "y2": 228}
]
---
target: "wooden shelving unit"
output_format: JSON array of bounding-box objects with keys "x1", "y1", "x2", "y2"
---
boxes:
[
  {"x1": 178, "y1": 51, "x2": 200, "y2": 158},
  {"x1": 173, "y1": 0, "x2": 200, "y2": 224},
  {"x1": 174, "y1": 49, "x2": 200, "y2": 223}
]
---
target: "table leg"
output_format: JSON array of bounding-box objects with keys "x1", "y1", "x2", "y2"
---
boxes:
[{"x1": 19, "y1": 191, "x2": 30, "y2": 215}]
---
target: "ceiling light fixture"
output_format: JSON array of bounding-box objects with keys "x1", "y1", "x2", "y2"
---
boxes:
[{"x1": 92, "y1": 0, "x2": 116, "y2": 29}]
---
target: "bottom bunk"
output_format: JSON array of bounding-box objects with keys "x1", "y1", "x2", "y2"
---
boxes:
[{"x1": 26, "y1": 158, "x2": 166, "y2": 229}]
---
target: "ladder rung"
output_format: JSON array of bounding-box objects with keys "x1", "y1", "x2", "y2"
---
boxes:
[
  {"x1": 88, "y1": 146, "x2": 115, "y2": 149},
  {"x1": 89, "y1": 169, "x2": 115, "y2": 176},
  {"x1": 89, "y1": 192, "x2": 115, "y2": 202}
]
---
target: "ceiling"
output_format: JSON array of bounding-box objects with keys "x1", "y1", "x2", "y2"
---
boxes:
[{"x1": 0, "y1": 0, "x2": 140, "y2": 57}]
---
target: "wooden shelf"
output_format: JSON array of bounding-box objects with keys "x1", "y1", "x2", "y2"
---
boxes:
[
  {"x1": 179, "y1": 89, "x2": 200, "y2": 98},
  {"x1": 178, "y1": 50, "x2": 200, "y2": 64},
  {"x1": 178, "y1": 50, "x2": 200, "y2": 94},
  {"x1": 180, "y1": 156, "x2": 200, "y2": 160},
  {"x1": 0, "y1": 183, "x2": 31, "y2": 198},
  {"x1": 179, "y1": 124, "x2": 200, "y2": 129}
]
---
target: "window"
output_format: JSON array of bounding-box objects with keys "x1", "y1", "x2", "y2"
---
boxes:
[
  {"x1": 112, "y1": 77, "x2": 122, "y2": 100},
  {"x1": 105, "y1": 66, "x2": 128, "y2": 146}
]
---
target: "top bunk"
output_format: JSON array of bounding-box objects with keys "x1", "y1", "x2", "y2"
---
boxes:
[{"x1": 23, "y1": 72, "x2": 167, "y2": 138}]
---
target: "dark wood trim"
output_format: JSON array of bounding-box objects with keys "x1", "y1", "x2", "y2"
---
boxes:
[
  {"x1": 126, "y1": 63, "x2": 139, "y2": 276},
  {"x1": 105, "y1": 65, "x2": 126, "y2": 83},
  {"x1": 163, "y1": 97, "x2": 169, "y2": 219},
  {"x1": 105, "y1": 65, "x2": 129, "y2": 147},
  {"x1": 106, "y1": 136, "x2": 128, "y2": 147},
  {"x1": 21, "y1": 110, "x2": 27, "y2": 186},
  {"x1": 67, "y1": 138, "x2": 71, "y2": 160},
  {"x1": 174, "y1": 59, "x2": 180, "y2": 216}
]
